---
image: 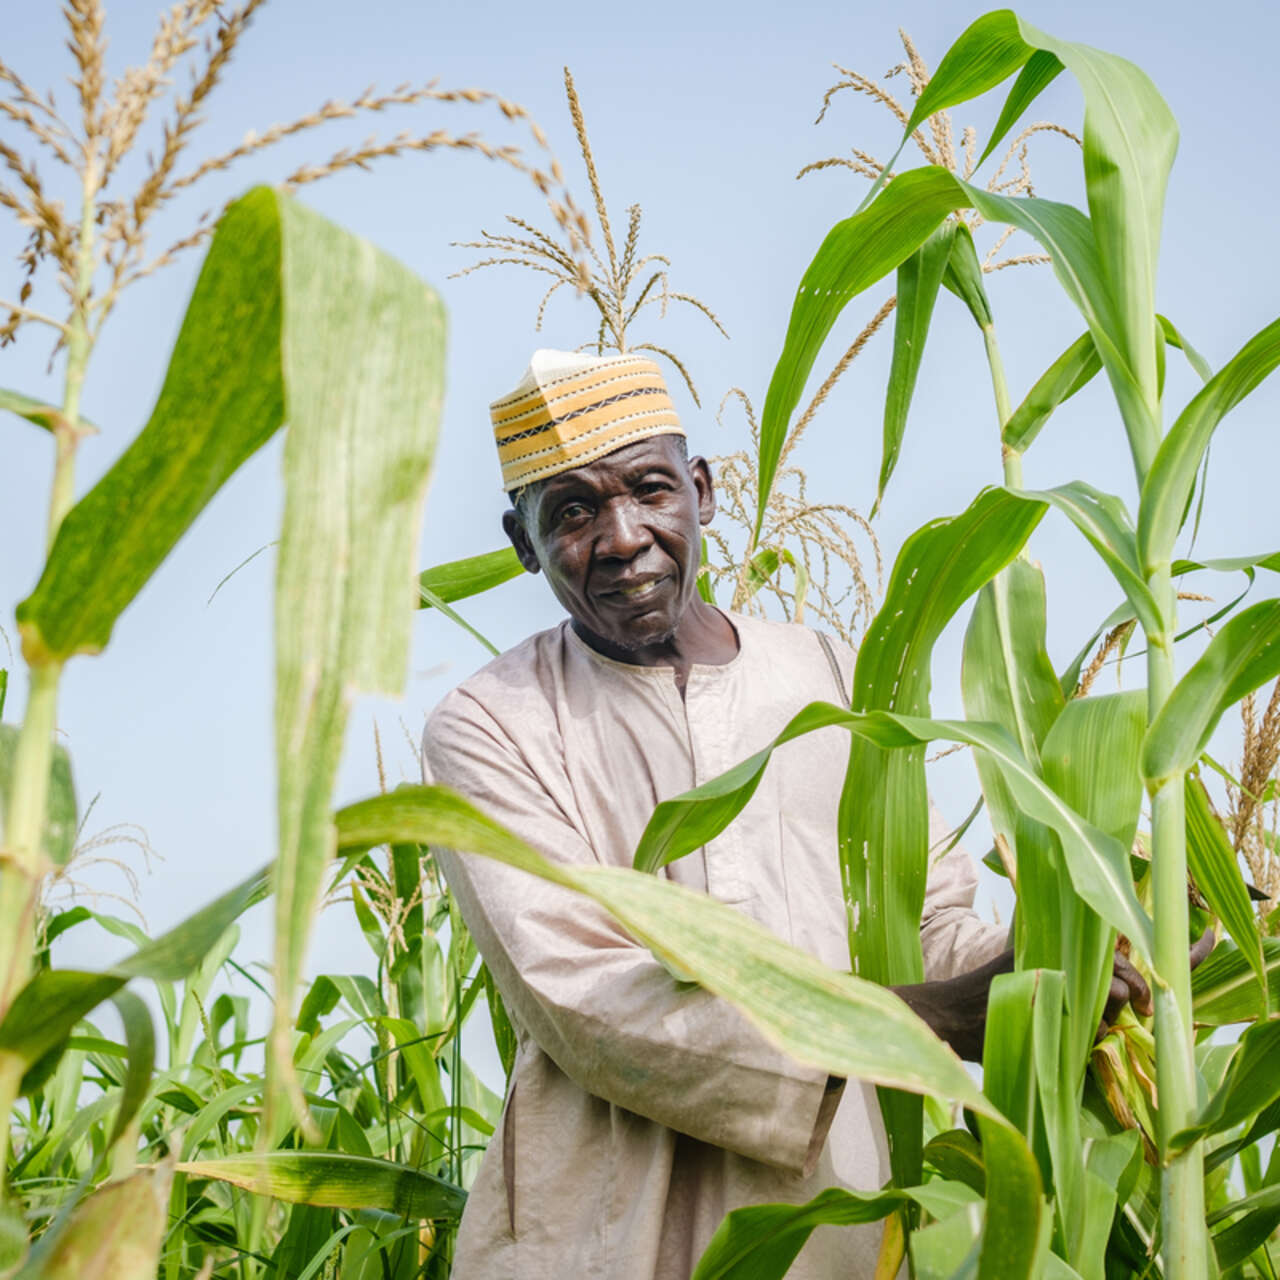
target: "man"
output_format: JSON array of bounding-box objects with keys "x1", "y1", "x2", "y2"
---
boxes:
[{"x1": 421, "y1": 350, "x2": 1127, "y2": 1278}]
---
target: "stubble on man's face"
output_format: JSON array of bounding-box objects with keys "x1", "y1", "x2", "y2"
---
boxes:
[{"x1": 504, "y1": 436, "x2": 715, "y2": 660}]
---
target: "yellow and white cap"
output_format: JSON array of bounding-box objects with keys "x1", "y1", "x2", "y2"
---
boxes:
[{"x1": 491, "y1": 349, "x2": 683, "y2": 492}]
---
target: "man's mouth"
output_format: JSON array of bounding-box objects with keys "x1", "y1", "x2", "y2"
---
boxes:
[{"x1": 602, "y1": 574, "x2": 669, "y2": 603}]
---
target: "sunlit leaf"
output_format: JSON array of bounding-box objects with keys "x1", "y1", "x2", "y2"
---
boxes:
[
  {"x1": 1001, "y1": 333, "x2": 1100, "y2": 454},
  {"x1": 0, "y1": 724, "x2": 76, "y2": 865},
  {"x1": 417, "y1": 547, "x2": 523, "y2": 605}
]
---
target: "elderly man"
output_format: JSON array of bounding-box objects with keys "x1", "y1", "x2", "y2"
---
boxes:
[{"x1": 422, "y1": 350, "x2": 1040, "y2": 1276}]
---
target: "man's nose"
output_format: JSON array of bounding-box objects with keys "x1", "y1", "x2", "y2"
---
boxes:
[{"x1": 595, "y1": 499, "x2": 652, "y2": 559}]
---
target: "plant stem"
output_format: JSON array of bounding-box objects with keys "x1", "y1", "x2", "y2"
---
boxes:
[
  {"x1": 1146, "y1": 566, "x2": 1209, "y2": 1277},
  {"x1": 982, "y1": 323, "x2": 1023, "y2": 490},
  {"x1": 0, "y1": 157, "x2": 98, "y2": 1199}
]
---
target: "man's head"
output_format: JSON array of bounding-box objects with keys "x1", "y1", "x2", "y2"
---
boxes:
[{"x1": 491, "y1": 350, "x2": 716, "y2": 658}]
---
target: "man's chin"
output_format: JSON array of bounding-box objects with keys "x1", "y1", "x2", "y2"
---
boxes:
[{"x1": 574, "y1": 615, "x2": 678, "y2": 657}]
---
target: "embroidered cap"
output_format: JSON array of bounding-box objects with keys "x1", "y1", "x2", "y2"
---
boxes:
[{"x1": 491, "y1": 349, "x2": 684, "y2": 492}]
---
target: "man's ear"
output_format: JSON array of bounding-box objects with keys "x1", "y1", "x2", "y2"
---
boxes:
[
  {"x1": 689, "y1": 455, "x2": 716, "y2": 527},
  {"x1": 503, "y1": 508, "x2": 542, "y2": 575}
]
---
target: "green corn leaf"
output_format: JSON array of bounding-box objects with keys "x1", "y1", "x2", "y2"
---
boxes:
[
  {"x1": 983, "y1": 970, "x2": 1039, "y2": 1138},
  {"x1": 0, "y1": 865, "x2": 265, "y2": 1081},
  {"x1": 1158, "y1": 315, "x2": 1213, "y2": 383},
  {"x1": 106, "y1": 990, "x2": 155, "y2": 1152},
  {"x1": 19, "y1": 1166, "x2": 171, "y2": 1280},
  {"x1": 1001, "y1": 333, "x2": 1100, "y2": 454},
  {"x1": 690, "y1": 1183, "x2": 978, "y2": 1280},
  {"x1": 1138, "y1": 317, "x2": 1280, "y2": 571},
  {"x1": 906, "y1": 11, "x2": 1040, "y2": 142},
  {"x1": 1192, "y1": 939, "x2": 1280, "y2": 1025},
  {"x1": 337, "y1": 782, "x2": 1046, "y2": 1272},
  {"x1": 1208, "y1": 1182, "x2": 1280, "y2": 1270},
  {"x1": 924, "y1": 1130, "x2": 986, "y2": 1195},
  {"x1": 1144, "y1": 599, "x2": 1280, "y2": 785},
  {"x1": 417, "y1": 583, "x2": 498, "y2": 657},
  {"x1": 1034, "y1": 696, "x2": 1146, "y2": 1064},
  {"x1": 0, "y1": 723, "x2": 77, "y2": 865},
  {"x1": 961, "y1": 558, "x2": 1064, "y2": 856},
  {"x1": 1185, "y1": 776, "x2": 1266, "y2": 1017},
  {"x1": 1172, "y1": 1020, "x2": 1280, "y2": 1152},
  {"x1": 743, "y1": 546, "x2": 781, "y2": 596},
  {"x1": 417, "y1": 547, "x2": 523, "y2": 605},
  {"x1": 876, "y1": 225, "x2": 955, "y2": 514},
  {"x1": 176, "y1": 1151, "x2": 466, "y2": 1221},
  {"x1": 269, "y1": 190, "x2": 443, "y2": 1121},
  {"x1": 338, "y1": 786, "x2": 994, "y2": 1111},
  {"x1": 977, "y1": 48, "x2": 1065, "y2": 166},
  {"x1": 16, "y1": 189, "x2": 291, "y2": 663},
  {"x1": 1022, "y1": 483, "x2": 1163, "y2": 635},
  {"x1": 940, "y1": 221, "x2": 993, "y2": 331}
]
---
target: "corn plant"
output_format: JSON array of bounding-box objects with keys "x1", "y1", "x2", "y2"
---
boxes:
[{"x1": 346, "y1": 13, "x2": 1280, "y2": 1278}]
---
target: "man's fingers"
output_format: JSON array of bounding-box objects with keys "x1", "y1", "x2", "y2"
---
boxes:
[
  {"x1": 1112, "y1": 951, "x2": 1153, "y2": 1018},
  {"x1": 1189, "y1": 926, "x2": 1217, "y2": 971}
]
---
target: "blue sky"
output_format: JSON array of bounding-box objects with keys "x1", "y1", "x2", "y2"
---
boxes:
[{"x1": 3, "y1": 0, "x2": 1278, "y2": 1085}]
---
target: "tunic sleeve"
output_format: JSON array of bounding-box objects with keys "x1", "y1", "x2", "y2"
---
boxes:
[
  {"x1": 422, "y1": 692, "x2": 836, "y2": 1176},
  {"x1": 920, "y1": 803, "x2": 1009, "y2": 980}
]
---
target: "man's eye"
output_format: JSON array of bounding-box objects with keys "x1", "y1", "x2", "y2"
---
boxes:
[
  {"x1": 556, "y1": 501, "x2": 590, "y2": 523},
  {"x1": 636, "y1": 481, "x2": 672, "y2": 498}
]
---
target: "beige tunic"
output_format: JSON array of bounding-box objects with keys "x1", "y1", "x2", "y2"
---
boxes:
[{"x1": 422, "y1": 613, "x2": 1004, "y2": 1279}]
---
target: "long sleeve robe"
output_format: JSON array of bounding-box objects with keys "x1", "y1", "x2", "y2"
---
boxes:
[{"x1": 421, "y1": 612, "x2": 1005, "y2": 1279}]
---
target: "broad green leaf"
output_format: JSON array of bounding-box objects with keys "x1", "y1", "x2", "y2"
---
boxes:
[
  {"x1": 417, "y1": 547, "x2": 523, "y2": 605},
  {"x1": 983, "y1": 970, "x2": 1039, "y2": 1137},
  {"x1": 106, "y1": 989, "x2": 155, "y2": 1152},
  {"x1": 1192, "y1": 939, "x2": 1280, "y2": 1025},
  {"x1": 876, "y1": 225, "x2": 955, "y2": 514},
  {"x1": 338, "y1": 786, "x2": 994, "y2": 1111},
  {"x1": 0, "y1": 723, "x2": 76, "y2": 865},
  {"x1": 975, "y1": 1113, "x2": 1044, "y2": 1279},
  {"x1": 940, "y1": 222, "x2": 993, "y2": 331},
  {"x1": 17, "y1": 189, "x2": 290, "y2": 663},
  {"x1": 1001, "y1": 332, "x2": 1100, "y2": 453},
  {"x1": 0, "y1": 865, "x2": 265, "y2": 1079},
  {"x1": 1172, "y1": 1019, "x2": 1280, "y2": 1152},
  {"x1": 923, "y1": 1130, "x2": 986, "y2": 1195},
  {"x1": 690, "y1": 1183, "x2": 978, "y2": 1280},
  {"x1": 270, "y1": 191, "x2": 443, "y2": 1119},
  {"x1": 1022, "y1": 482, "x2": 1163, "y2": 635},
  {"x1": 1208, "y1": 1182, "x2": 1280, "y2": 1270},
  {"x1": 0, "y1": 388, "x2": 95, "y2": 434},
  {"x1": 755, "y1": 167, "x2": 961, "y2": 538},
  {"x1": 20, "y1": 1166, "x2": 171, "y2": 1280},
  {"x1": 977, "y1": 48, "x2": 1065, "y2": 166},
  {"x1": 176, "y1": 1151, "x2": 466, "y2": 1221},
  {"x1": 1144, "y1": 599, "x2": 1280, "y2": 784},
  {"x1": 1185, "y1": 776, "x2": 1266, "y2": 1016},
  {"x1": 961, "y1": 558, "x2": 1063, "y2": 857},
  {"x1": 1138, "y1": 317, "x2": 1280, "y2": 570},
  {"x1": 743, "y1": 546, "x2": 780, "y2": 596},
  {"x1": 1039, "y1": 691, "x2": 1145, "y2": 1066},
  {"x1": 338, "y1": 783, "x2": 1047, "y2": 1273},
  {"x1": 912, "y1": 1201, "x2": 983, "y2": 1280}
]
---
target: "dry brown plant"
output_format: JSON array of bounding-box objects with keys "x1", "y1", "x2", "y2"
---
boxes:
[
  {"x1": 453, "y1": 67, "x2": 726, "y2": 404},
  {"x1": 1225, "y1": 681, "x2": 1280, "y2": 928},
  {"x1": 0, "y1": 0, "x2": 587, "y2": 354},
  {"x1": 706, "y1": 389, "x2": 882, "y2": 644}
]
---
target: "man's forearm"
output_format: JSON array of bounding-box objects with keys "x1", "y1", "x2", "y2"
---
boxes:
[{"x1": 889, "y1": 948, "x2": 1015, "y2": 1062}]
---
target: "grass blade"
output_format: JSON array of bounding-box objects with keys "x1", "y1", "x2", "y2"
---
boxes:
[
  {"x1": 1001, "y1": 333, "x2": 1100, "y2": 454},
  {"x1": 417, "y1": 547, "x2": 523, "y2": 605}
]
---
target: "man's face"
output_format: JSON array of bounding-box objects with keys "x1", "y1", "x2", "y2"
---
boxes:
[{"x1": 503, "y1": 435, "x2": 716, "y2": 656}]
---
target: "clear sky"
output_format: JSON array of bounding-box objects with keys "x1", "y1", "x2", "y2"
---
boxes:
[{"x1": 4, "y1": 0, "x2": 1278, "y2": 1087}]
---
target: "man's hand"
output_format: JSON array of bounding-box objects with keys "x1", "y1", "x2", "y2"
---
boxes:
[{"x1": 893, "y1": 928, "x2": 1217, "y2": 1063}]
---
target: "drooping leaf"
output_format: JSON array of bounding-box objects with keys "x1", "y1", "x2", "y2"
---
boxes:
[
  {"x1": 1144, "y1": 599, "x2": 1280, "y2": 785},
  {"x1": 876, "y1": 225, "x2": 956, "y2": 513},
  {"x1": 269, "y1": 191, "x2": 444, "y2": 1120},
  {"x1": 1138, "y1": 317, "x2": 1280, "y2": 570},
  {"x1": 1184, "y1": 776, "x2": 1266, "y2": 1017},
  {"x1": 0, "y1": 723, "x2": 77, "y2": 865},
  {"x1": 1172, "y1": 1020, "x2": 1280, "y2": 1151},
  {"x1": 940, "y1": 221, "x2": 993, "y2": 331},
  {"x1": 417, "y1": 547, "x2": 523, "y2": 604},
  {"x1": 1158, "y1": 315, "x2": 1213, "y2": 383},
  {"x1": 1001, "y1": 332, "x2": 1100, "y2": 454},
  {"x1": 977, "y1": 48, "x2": 1065, "y2": 166},
  {"x1": 417, "y1": 582, "x2": 499, "y2": 656},
  {"x1": 690, "y1": 1183, "x2": 978, "y2": 1280},
  {"x1": 176, "y1": 1151, "x2": 466, "y2": 1221}
]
